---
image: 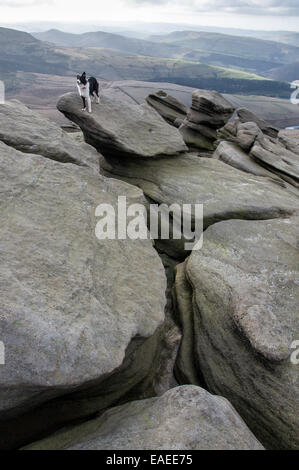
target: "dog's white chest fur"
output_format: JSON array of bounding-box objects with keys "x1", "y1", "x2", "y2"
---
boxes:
[{"x1": 77, "y1": 82, "x2": 90, "y2": 98}]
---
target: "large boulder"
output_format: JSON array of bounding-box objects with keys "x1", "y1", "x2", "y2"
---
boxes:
[
  {"x1": 0, "y1": 140, "x2": 168, "y2": 449},
  {"x1": 189, "y1": 90, "x2": 235, "y2": 129},
  {"x1": 237, "y1": 107, "x2": 279, "y2": 138},
  {"x1": 179, "y1": 89, "x2": 235, "y2": 151},
  {"x1": 180, "y1": 218, "x2": 299, "y2": 449},
  {"x1": 23, "y1": 386, "x2": 264, "y2": 450},
  {"x1": 146, "y1": 90, "x2": 187, "y2": 126},
  {"x1": 101, "y1": 153, "x2": 299, "y2": 258},
  {"x1": 218, "y1": 116, "x2": 299, "y2": 188},
  {"x1": 57, "y1": 93, "x2": 188, "y2": 159},
  {"x1": 279, "y1": 130, "x2": 299, "y2": 155},
  {"x1": 218, "y1": 120, "x2": 263, "y2": 152},
  {"x1": 0, "y1": 100, "x2": 100, "y2": 170},
  {"x1": 214, "y1": 141, "x2": 287, "y2": 183},
  {"x1": 179, "y1": 122, "x2": 216, "y2": 151},
  {"x1": 250, "y1": 134, "x2": 299, "y2": 188}
]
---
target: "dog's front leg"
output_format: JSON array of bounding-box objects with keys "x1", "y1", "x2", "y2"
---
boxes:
[{"x1": 86, "y1": 96, "x2": 92, "y2": 113}]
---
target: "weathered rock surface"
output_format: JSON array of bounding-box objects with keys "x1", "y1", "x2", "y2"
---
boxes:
[
  {"x1": 23, "y1": 386, "x2": 264, "y2": 450},
  {"x1": 178, "y1": 90, "x2": 235, "y2": 151},
  {"x1": 218, "y1": 120, "x2": 263, "y2": 152},
  {"x1": 279, "y1": 130, "x2": 299, "y2": 155},
  {"x1": 182, "y1": 218, "x2": 299, "y2": 449},
  {"x1": 237, "y1": 107, "x2": 279, "y2": 138},
  {"x1": 1, "y1": 86, "x2": 298, "y2": 451},
  {"x1": 57, "y1": 93, "x2": 188, "y2": 159},
  {"x1": 0, "y1": 140, "x2": 168, "y2": 448},
  {"x1": 214, "y1": 141, "x2": 287, "y2": 183},
  {"x1": 190, "y1": 90, "x2": 236, "y2": 128},
  {"x1": 179, "y1": 122, "x2": 216, "y2": 151},
  {"x1": 250, "y1": 134, "x2": 299, "y2": 187},
  {"x1": 101, "y1": 153, "x2": 299, "y2": 257},
  {"x1": 173, "y1": 262, "x2": 202, "y2": 386},
  {"x1": 146, "y1": 90, "x2": 187, "y2": 126},
  {"x1": 218, "y1": 116, "x2": 299, "y2": 188},
  {"x1": 0, "y1": 100, "x2": 100, "y2": 170}
]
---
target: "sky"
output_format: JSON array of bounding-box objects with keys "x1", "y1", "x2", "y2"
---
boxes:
[{"x1": 0, "y1": 0, "x2": 299, "y2": 32}]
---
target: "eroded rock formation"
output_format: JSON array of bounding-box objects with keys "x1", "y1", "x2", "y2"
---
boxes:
[
  {"x1": 0, "y1": 87, "x2": 298, "y2": 450},
  {"x1": 24, "y1": 386, "x2": 264, "y2": 450}
]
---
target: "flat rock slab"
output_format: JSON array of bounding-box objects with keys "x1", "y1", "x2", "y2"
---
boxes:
[
  {"x1": 102, "y1": 153, "x2": 298, "y2": 257},
  {"x1": 23, "y1": 386, "x2": 264, "y2": 450},
  {"x1": 102, "y1": 153, "x2": 299, "y2": 227},
  {"x1": 185, "y1": 217, "x2": 299, "y2": 449},
  {"x1": 57, "y1": 93, "x2": 188, "y2": 159},
  {"x1": 0, "y1": 100, "x2": 100, "y2": 170},
  {"x1": 0, "y1": 141, "x2": 166, "y2": 441}
]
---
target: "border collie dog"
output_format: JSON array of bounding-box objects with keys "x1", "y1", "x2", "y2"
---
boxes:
[{"x1": 76, "y1": 72, "x2": 100, "y2": 113}]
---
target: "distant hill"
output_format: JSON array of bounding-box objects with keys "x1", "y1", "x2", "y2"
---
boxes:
[
  {"x1": 0, "y1": 27, "x2": 69, "y2": 75},
  {"x1": 252, "y1": 31, "x2": 299, "y2": 48},
  {"x1": 268, "y1": 63, "x2": 299, "y2": 83},
  {"x1": 5, "y1": 21, "x2": 299, "y2": 46},
  {"x1": 33, "y1": 28, "x2": 299, "y2": 81},
  {"x1": 0, "y1": 27, "x2": 291, "y2": 98},
  {"x1": 33, "y1": 29, "x2": 188, "y2": 59},
  {"x1": 149, "y1": 31, "x2": 299, "y2": 78}
]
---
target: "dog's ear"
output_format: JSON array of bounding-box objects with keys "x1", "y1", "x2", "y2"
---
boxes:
[{"x1": 80, "y1": 72, "x2": 87, "y2": 85}]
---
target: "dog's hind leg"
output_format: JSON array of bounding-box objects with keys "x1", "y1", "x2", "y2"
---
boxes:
[
  {"x1": 94, "y1": 81, "x2": 100, "y2": 103},
  {"x1": 96, "y1": 90, "x2": 100, "y2": 104}
]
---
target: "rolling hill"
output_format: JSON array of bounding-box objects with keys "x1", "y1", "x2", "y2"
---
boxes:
[
  {"x1": 252, "y1": 31, "x2": 299, "y2": 48},
  {"x1": 0, "y1": 27, "x2": 291, "y2": 98},
  {"x1": 33, "y1": 29, "x2": 188, "y2": 59},
  {"x1": 0, "y1": 27, "x2": 69, "y2": 75},
  {"x1": 149, "y1": 31, "x2": 299, "y2": 78},
  {"x1": 33, "y1": 28, "x2": 299, "y2": 80},
  {"x1": 268, "y1": 63, "x2": 299, "y2": 83}
]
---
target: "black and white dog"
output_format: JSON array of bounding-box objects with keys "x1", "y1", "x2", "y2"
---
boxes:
[{"x1": 76, "y1": 72, "x2": 100, "y2": 113}]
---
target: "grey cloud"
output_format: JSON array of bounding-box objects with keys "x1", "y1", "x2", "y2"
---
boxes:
[{"x1": 127, "y1": 0, "x2": 299, "y2": 16}]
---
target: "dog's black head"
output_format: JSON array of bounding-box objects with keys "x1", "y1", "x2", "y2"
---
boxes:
[
  {"x1": 80, "y1": 72, "x2": 87, "y2": 85},
  {"x1": 77, "y1": 72, "x2": 87, "y2": 85}
]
